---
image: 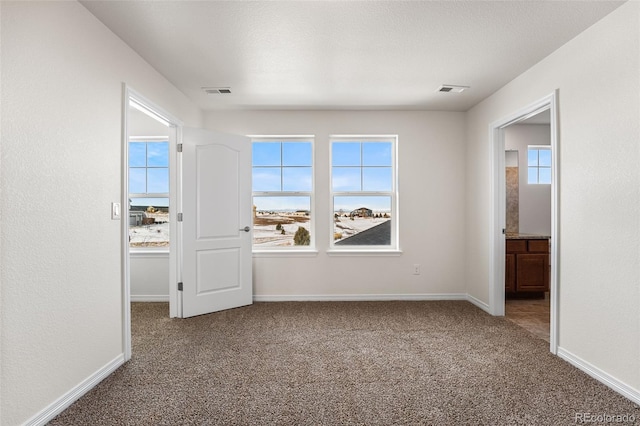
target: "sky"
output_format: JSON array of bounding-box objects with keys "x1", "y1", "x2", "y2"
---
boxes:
[
  {"x1": 528, "y1": 148, "x2": 552, "y2": 184},
  {"x1": 253, "y1": 141, "x2": 394, "y2": 212},
  {"x1": 127, "y1": 140, "x2": 395, "y2": 211},
  {"x1": 129, "y1": 141, "x2": 169, "y2": 207}
]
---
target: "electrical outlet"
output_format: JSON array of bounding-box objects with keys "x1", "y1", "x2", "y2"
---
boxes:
[{"x1": 413, "y1": 264, "x2": 420, "y2": 275}]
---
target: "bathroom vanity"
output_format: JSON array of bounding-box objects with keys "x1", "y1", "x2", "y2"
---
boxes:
[{"x1": 505, "y1": 234, "x2": 550, "y2": 295}]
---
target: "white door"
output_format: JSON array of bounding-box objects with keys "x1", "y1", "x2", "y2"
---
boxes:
[{"x1": 180, "y1": 127, "x2": 252, "y2": 318}]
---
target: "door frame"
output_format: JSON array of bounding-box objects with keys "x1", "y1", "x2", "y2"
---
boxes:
[
  {"x1": 122, "y1": 85, "x2": 182, "y2": 360},
  {"x1": 488, "y1": 90, "x2": 559, "y2": 354}
]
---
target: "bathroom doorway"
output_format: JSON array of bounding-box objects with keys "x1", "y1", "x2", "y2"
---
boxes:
[
  {"x1": 503, "y1": 111, "x2": 552, "y2": 342},
  {"x1": 489, "y1": 91, "x2": 559, "y2": 354}
]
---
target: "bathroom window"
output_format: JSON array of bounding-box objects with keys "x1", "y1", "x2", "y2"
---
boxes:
[{"x1": 528, "y1": 146, "x2": 551, "y2": 184}]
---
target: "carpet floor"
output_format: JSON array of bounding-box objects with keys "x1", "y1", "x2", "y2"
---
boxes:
[{"x1": 49, "y1": 301, "x2": 640, "y2": 425}]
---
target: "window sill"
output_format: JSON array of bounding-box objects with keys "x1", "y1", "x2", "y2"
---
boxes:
[
  {"x1": 253, "y1": 249, "x2": 319, "y2": 258},
  {"x1": 326, "y1": 249, "x2": 402, "y2": 257},
  {"x1": 130, "y1": 249, "x2": 170, "y2": 257}
]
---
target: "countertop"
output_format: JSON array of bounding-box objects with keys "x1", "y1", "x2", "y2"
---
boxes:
[{"x1": 505, "y1": 232, "x2": 550, "y2": 240}]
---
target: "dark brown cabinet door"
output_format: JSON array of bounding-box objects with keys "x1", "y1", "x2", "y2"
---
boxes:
[
  {"x1": 506, "y1": 240, "x2": 527, "y2": 253},
  {"x1": 527, "y1": 239, "x2": 549, "y2": 253},
  {"x1": 516, "y1": 253, "x2": 549, "y2": 292},
  {"x1": 505, "y1": 253, "x2": 516, "y2": 292}
]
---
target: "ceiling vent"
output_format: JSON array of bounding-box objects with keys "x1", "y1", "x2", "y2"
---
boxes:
[
  {"x1": 202, "y1": 87, "x2": 231, "y2": 94},
  {"x1": 437, "y1": 84, "x2": 469, "y2": 93}
]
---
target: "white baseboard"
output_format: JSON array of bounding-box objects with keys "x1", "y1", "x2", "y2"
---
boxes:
[
  {"x1": 131, "y1": 295, "x2": 169, "y2": 302},
  {"x1": 133, "y1": 294, "x2": 490, "y2": 310},
  {"x1": 557, "y1": 347, "x2": 640, "y2": 406},
  {"x1": 135, "y1": 294, "x2": 488, "y2": 308},
  {"x1": 24, "y1": 354, "x2": 125, "y2": 426},
  {"x1": 253, "y1": 293, "x2": 468, "y2": 302},
  {"x1": 466, "y1": 293, "x2": 491, "y2": 313}
]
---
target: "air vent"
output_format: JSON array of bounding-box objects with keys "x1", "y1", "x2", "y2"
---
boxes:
[
  {"x1": 437, "y1": 84, "x2": 469, "y2": 93},
  {"x1": 202, "y1": 87, "x2": 231, "y2": 94}
]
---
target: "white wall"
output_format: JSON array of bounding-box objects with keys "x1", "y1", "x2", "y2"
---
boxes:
[
  {"x1": 466, "y1": 0, "x2": 639, "y2": 395},
  {"x1": 504, "y1": 124, "x2": 551, "y2": 235},
  {"x1": 204, "y1": 110, "x2": 467, "y2": 299},
  {"x1": 130, "y1": 253, "x2": 170, "y2": 301},
  {"x1": 128, "y1": 108, "x2": 170, "y2": 137},
  {"x1": 0, "y1": 2, "x2": 201, "y2": 424}
]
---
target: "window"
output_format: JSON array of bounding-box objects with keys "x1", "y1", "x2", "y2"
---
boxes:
[
  {"x1": 128, "y1": 138, "x2": 169, "y2": 248},
  {"x1": 528, "y1": 146, "x2": 551, "y2": 184},
  {"x1": 252, "y1": 137, "x2": 314, "y2": 249},
  {"x1": 330, "y1": 136, "x2": 398, "y2": 250}
]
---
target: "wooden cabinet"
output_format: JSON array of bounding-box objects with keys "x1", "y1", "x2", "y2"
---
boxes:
[
  {"x1": 505, "y1": 253, "x2": 516, "y2": 292},
  {"x1": 506, "y1": 238, "x2": 549, "y2": 294}
]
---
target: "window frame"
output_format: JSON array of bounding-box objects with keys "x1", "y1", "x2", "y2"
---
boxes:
[
  {"x1": 527, "y1": 145, "x2": 552, "y2": 185},
  {"x1": 251, "y1": 135, "x2": 316, "y2": 254},
  {"x1": 128, "y1": 136, "x2": 170, "y2": 251},
  {"x1": 328, "y1": 135, "x2": 400, "y2": 254}
]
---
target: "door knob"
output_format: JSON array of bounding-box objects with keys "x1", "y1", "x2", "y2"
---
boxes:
[{"x1": 240, "y1": 226, "x2": 250, "y2": 232}]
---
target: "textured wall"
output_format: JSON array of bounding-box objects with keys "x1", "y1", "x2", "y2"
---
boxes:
[
  {"x1": 204, "y1": 110, "x2": 467, "y2": 298},
  {"x1": 466, "y1": 0, "x2": 639, "y2": 393},
  {"x1": 0, "y1": 2, "x2": 200, "y2": 424}
]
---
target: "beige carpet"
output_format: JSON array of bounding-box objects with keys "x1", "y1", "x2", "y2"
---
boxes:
[{"x1": 50, "y1": 301, "x2": 640, "y2": 425}]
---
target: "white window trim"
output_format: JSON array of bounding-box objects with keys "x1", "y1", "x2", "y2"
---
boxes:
[
  {"x1": 527, "y1": 145, "x2": 552, "y2": 185},
  {"x1": 253, "y1": 250, "x2": 319, "y2": 258},
  {"x1": 328, "y1": 135, "x2": 399, "y2": 253},
  {"x1": 327, "y1": 249, "x2": 402, "y2": 257},
  {"x1": 128, "y1": 136, "x2": 170, "y2": 252},
  {"x1": 251, "y1": 136, "x2": 316, "y2": 252}
]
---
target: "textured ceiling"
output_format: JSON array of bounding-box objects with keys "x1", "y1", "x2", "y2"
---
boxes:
[{"x1": 82, "y1": 1, "x2": 623, "y2": 111}]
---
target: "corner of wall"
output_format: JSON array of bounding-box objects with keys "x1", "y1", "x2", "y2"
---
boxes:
[{"x1": 23, "y1": 355, "x2": 125, "y2": 426}]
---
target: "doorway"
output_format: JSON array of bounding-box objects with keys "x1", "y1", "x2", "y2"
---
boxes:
[
  {"x1": 122, "y1": 86, "x2": 181, "y2": 360},
  {"x1": 122, "y1": 86, "x2": 253, "y2": 340},
  {"x1": 489, "y1": 91, "x2": 559, "y2": 354},
  {"x1": 503, "y1": 112, "x2": 552, "y2": 342}
]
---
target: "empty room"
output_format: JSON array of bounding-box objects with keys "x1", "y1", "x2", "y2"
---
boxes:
[{"x1": 1, "y1": 1, "x2": 639, "y2": 425}]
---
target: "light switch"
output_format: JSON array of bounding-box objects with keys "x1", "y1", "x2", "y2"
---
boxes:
[{"x1": 111, "y1": 202, "x2": 121, "y2": 220}]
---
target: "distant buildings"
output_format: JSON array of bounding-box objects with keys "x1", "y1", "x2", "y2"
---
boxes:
[{"x1": 350, "y1": 207, "x2": 373, "y2": 218}]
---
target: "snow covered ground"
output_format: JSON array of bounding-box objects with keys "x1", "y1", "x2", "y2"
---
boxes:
[
  {"x1": 253, "y1": 213, "x2": 310, "y2": 247},
  {"x1": 253, "y1": 213, "x2": 390, "y2": 247},
  {"x1": 129, "y1": 212, "x2": 169, "y2": 247},
  {"x1": 129, "y1": 212, "x2": 391, "y2": 248}
]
